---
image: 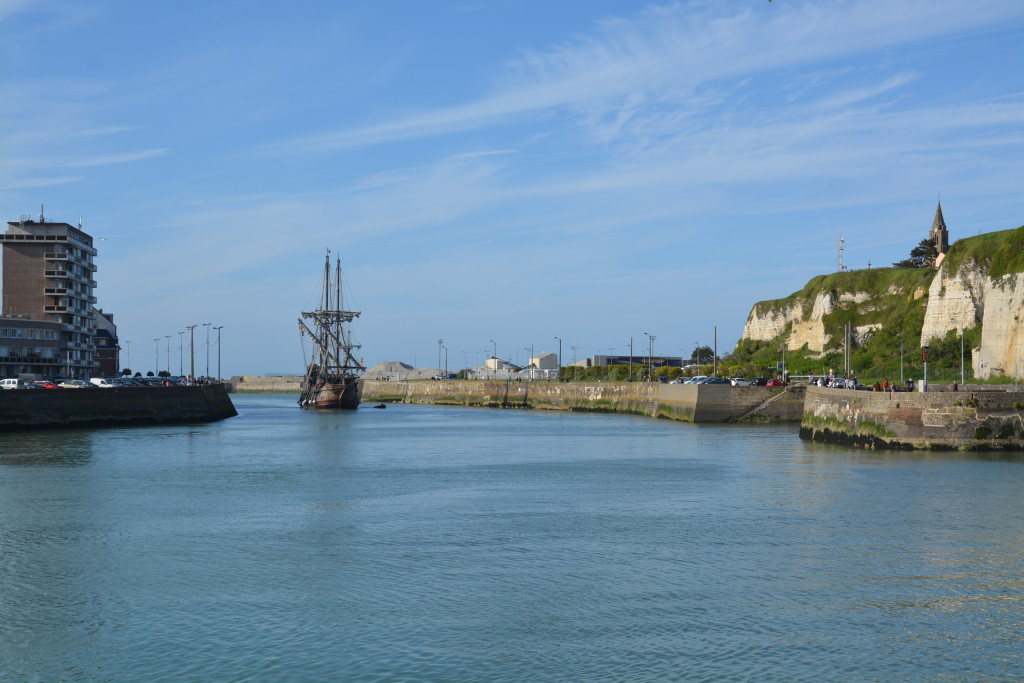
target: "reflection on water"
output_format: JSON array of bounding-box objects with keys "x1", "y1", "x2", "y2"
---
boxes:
[
  {"x1": 2, "y1": 395, "x2": 1024, "y2": 682},
  {"x1": 0, "y1": 429, "x2": 96, "y2": 467}
]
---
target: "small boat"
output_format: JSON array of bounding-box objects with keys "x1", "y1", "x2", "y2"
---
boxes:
[
  {"x1": 373, "y1": 403, "x2": 387, "y2": 409},
  {"x1": 298, "y1": 252, "x2": 364, "y2": 410}
]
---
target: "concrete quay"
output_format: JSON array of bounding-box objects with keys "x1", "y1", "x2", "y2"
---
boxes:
[
  {"x1": 0, "y1": 384, "x2": 237, "y2": 431},
  {"x1": 801, "y1": 385, "x2": 1024, "y2": 450},
  {"x1": 361, "y1": 379, "x2": 804, "y2": 423}
]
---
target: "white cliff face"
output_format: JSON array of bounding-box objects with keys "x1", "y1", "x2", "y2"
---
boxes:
[
  {"x1": 921, "y1": 259, "x2": 1024, "y2": 379},
  {"x1": 920, "y1": 260, "x2": 985, "y2": 342},
  {"x1": 741, "y1": 290, "x2": 849, "y2": 354}
]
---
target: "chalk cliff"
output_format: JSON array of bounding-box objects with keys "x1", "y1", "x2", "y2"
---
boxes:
[{"x1": 738, "y1": 225, "x2": 1024, "y2": 379}]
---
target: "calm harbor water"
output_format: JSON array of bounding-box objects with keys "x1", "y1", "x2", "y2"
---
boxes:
[{"x1": 2, "y1": 394, "x2": 1023, "y2": 682}]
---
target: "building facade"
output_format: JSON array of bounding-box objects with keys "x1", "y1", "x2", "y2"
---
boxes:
[{"x1": 0, "y1": 211, "x2": 115, "y2": 379}]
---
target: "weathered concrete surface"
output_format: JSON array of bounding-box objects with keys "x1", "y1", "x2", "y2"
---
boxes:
[
  {"x1": 800, "y1": 385, "x2": 1024, "y2": 450},
  {"x1": 0, "y1": 384, "x2": 237, "y2": 431},
  {"x1": 362, "y1": 380, "x2": 800, "y2": 423}
]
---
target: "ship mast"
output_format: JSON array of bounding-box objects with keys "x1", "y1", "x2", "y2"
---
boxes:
[{"x1": 299, "y1": 253, "x2": 363, "y2": 375}]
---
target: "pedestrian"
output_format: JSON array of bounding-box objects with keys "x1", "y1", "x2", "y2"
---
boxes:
[{"x1": 953, "y1": 381, "x2": 958, "y2": 392}]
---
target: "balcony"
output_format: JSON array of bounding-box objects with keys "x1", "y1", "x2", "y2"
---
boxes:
[
  {"x1": 44, "y1": 288, "x2": 69, "y2": 295},
  {"x1": 44, "y1": 305, "x2": 68, "y2": 313}
]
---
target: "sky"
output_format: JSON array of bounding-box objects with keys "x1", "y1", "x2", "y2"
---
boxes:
[{"x1": 2, "y1": 0, "x2": 1023, "y2": 377}]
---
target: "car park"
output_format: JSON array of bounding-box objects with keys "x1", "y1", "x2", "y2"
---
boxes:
[{"x1": 59, "y1": 379, "x2": 93, "y2": 388}]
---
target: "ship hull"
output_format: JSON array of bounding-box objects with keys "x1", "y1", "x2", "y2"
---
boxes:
[{"x1": 299, "y1": 376, "x2": 361, "y2": 410}]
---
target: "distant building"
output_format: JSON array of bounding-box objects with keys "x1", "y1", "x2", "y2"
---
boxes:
[
  {"x1": 930, "y1": 201, "x2": 950, "y2": 266},
  {"x1": 93, "y1": 309, "x2": 119, "y2": 377},
  {"x1": 0, "y1": 209, "x2": 114, "y2": 379},
  {"x1": 570, "y1": 354, "x2": 683, "y2": 368},
  {"x1": 528, "y1": 352, "x2": 558, "y2": 370}
]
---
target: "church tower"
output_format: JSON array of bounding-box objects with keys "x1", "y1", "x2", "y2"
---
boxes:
[{"x1": 929, "y1": 201, "x2": 950, "y2": 256}]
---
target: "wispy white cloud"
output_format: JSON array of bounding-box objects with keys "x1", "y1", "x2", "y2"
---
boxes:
[{"x1": 259, "y1": 0, "x2": 1024, "y2": 156}]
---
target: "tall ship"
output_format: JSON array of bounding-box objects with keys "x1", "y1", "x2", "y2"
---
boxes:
[{"x1": 298, "y1": 252, "x2": 364, "y2": 409}]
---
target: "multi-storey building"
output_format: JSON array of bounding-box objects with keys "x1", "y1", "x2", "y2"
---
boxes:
[{"x1": 0, "y1": 210, "x2": 113, "y2": 379}]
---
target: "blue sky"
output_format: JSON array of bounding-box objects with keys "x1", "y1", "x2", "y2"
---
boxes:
[{"x1": 2, "y1": 0, "x2": 1023, "y2": 377}]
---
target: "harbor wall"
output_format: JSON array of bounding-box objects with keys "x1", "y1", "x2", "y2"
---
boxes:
[
  {"x1": 225, "y1": 375, "x2": 302, "y2": 393},
  {"x1": 800, "y1": 385, "x2": 1024, "y2": 450},
  {"x1": 0, "y1": 384, "x2": 238, "y2": 431},
  {"x1": 362, "y1": 380, "x2": 802, "y2": 423}
]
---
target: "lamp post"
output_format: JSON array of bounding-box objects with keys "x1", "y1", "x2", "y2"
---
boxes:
[
  {"x1": 489, "y1": 339, "x2": 497, "y2": 378},
  {"x1": 125, "y1": 340, "x2": 131, "y2": 375},
  {"x1": 185, "y1": 325, "x2": 197, "y2": 381},
  {"x1": 443, "y1": 345, "x2": 448, "y2": 378},
  {"x1": 153, "y1": 338, "x2": 159, "y2": 376},
  {"x1": 571, "y1": 346, "x2": 578, "y2": 381},
  {"x1": 179, "y1": 331, "x2": 185, "y2": 376},
  {"x1": 644, "y1": 332, "x2": 655, "y2": 382},
  {"x1": 165, "y1": 335, "x2": 171, "y2": 374},
  {"x1": 214, "y1": 326, "x2": 223, "y2": 381},
  {"x1": 437, "y1": 338, "x2": 443, "y2": 376},
  {"x1": 203, "y1": 323, "x2": 212, "y2": 378},
  {"x1": 898, "y1": 333, "x2": 904, "y2": 383}
]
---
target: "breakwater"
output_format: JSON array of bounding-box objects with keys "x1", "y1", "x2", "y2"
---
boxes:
[
  {"x1": 362, "y1": 379, "x2": 804, "y2": 423},
  {"x1": 0, "y1": 384, "x2": 237, "y2": 431},
  {"x1": 801, "y1": 385, "x2": 1024, "y2": 450}
]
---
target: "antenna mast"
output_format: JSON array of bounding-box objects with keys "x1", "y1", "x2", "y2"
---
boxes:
[{"x1": 837, "y1": 232, "x2": 846, "y2": 272}]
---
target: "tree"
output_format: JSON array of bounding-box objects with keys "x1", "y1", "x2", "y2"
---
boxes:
[
  {"x1": 893, "y1": 239, "x2": 938, "y2": 268},
  {"x1": 121, "y1": 368, "x2": 131, "y2": 376},
  {"x1": 690, "y1": 345, "x2": 714, "y2": 364}
]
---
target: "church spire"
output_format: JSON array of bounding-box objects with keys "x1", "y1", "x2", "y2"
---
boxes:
[{"x1": 929, "y1": 200, "x2": 949, "y2": 257}]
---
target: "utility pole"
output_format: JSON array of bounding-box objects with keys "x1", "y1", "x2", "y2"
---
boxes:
[{"x1": 554, "y1": 337, "x2": 562, "y2": 380}]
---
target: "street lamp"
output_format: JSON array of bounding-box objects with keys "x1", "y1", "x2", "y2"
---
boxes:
[
  {"x1": 214, "y1": 326, "x2": 223, "y2": 381},
  {"x1": 571, "y1": 346, "x2": 578, "y2": 381},
  {"x1": 153, "y1": 338, "x2": 159, "y2": 376},
  {"x1": 897, "y1": 333, "x2": 904, "y2": 383},
  {"x1": 185, "y1": 325, "x2": 197, "y2": 381},
  {"x1": 203, "y1": 323, "x2": 212, "y2": 378},
  {"x1": 165, "y1": 335, "x2": 171, "y2": 374},
  {"x1": 179, "y1": 331, "x2": 185, "y2": 376},
  {"x1": 437, "y1": 338, "x2": 444, "y2": 376},
  {"x1": 644, "y1": 332, "x2": 655, "y2": 382},
  {"x1": 125, "y1": 340, "x2": 132, "y2": 375}
]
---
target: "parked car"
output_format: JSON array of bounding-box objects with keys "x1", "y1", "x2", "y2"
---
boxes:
[
  {"x1": 1, "y1": 378, "x2": 33, "y2": 390},
  {"x1": 89, "y1": 377, "x2": 117, "y2": 388},
  {"x1": 703, "y1": 377, "x2": 731, "y2": 384},
  {"x1": 750, "y1": 377, "x2": 770, "y2": 386},
  {"x1": 685, "y1": 376, "x2": 708, "y2": 384},
  {"x1": 32, "y1": 380, "x2": 59, "y2": 389},
  {"x1": 766, "y1": 378, "x2": 787, "y2": 387},
  {"x1": 59, "y1": 379, "x2": 93, "y2": 388},
  {"x1": 730, "y1": 377, "x2": 751, "y2": 387}
]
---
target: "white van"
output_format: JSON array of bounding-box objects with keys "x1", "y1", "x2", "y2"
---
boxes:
[
  {"x1": 89, "y1": 378, "x2": 116, "y2": 388},
  {"x1": 1, "y1": 378, "x2": 31, "y2": 390}
]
